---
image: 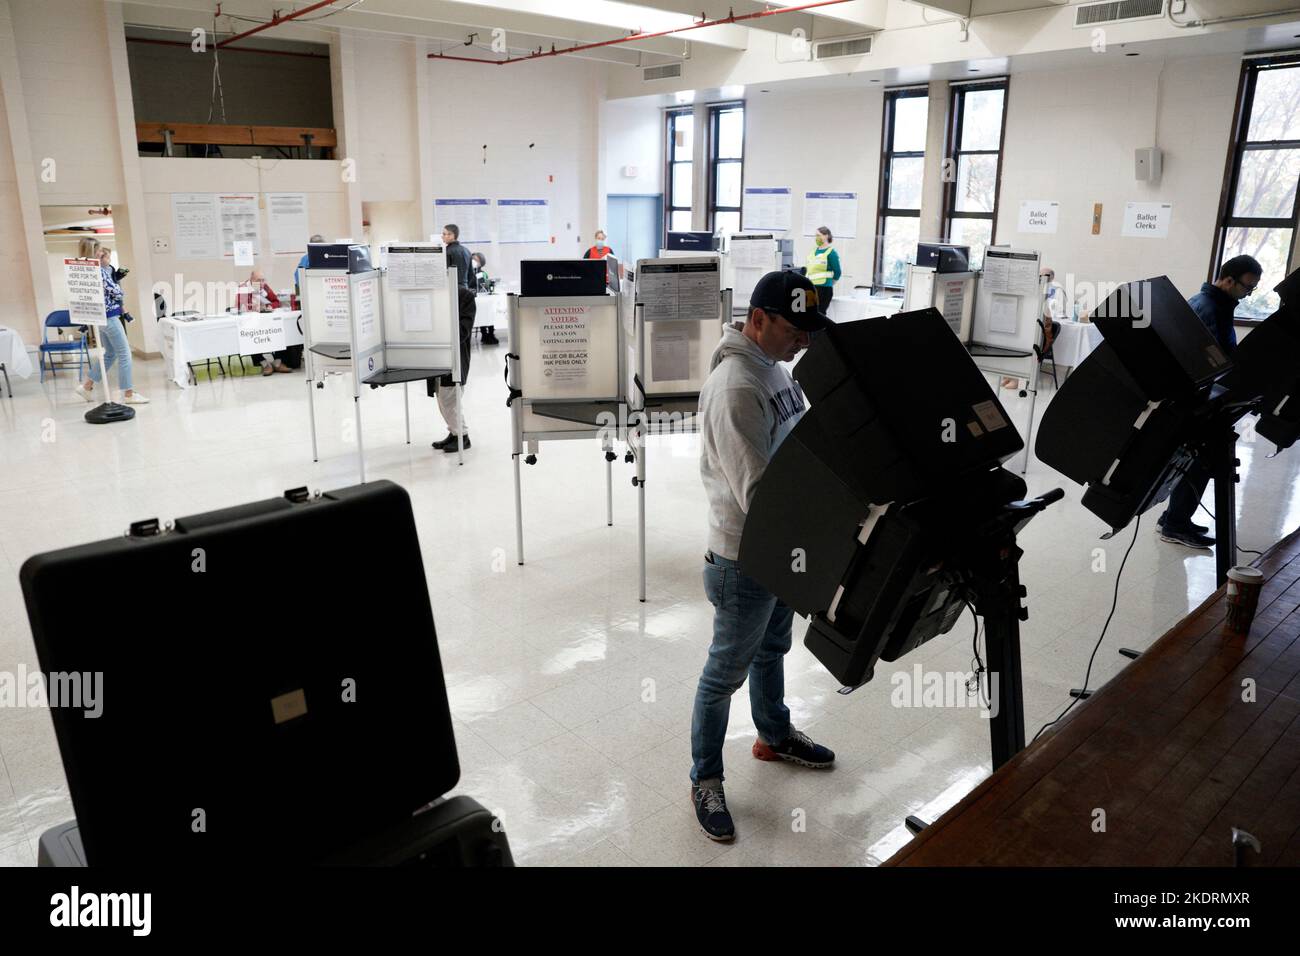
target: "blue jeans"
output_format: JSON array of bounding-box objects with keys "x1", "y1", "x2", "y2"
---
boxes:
[
  {"x1": 88, "y1": 317, "x2": 133, "y2": 392},
  {"x1": 690, "y1": 552, "x2": 793, "y2": 783}
]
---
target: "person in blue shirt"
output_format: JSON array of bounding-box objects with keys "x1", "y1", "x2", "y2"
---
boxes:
[
  {"x1": 1157, "y1": 254, "x2": 1262, "y2": 550},
  {"x1": 294, "y1": 234, "x2": 324, "y2": 294}
]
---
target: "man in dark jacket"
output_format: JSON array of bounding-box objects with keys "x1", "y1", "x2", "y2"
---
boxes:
[{"x1": 1157, "y1": 254, "x2": 1263, "y2": 549}]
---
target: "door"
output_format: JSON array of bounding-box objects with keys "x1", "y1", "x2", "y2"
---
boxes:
[{"x1": 607, "y1": 194, "x2": 663, "y2": 269}]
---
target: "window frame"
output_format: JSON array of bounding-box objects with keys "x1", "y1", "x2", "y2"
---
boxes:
[
  {"x1": 940, "y1": 78, "x2": 1010, "y2": 266},
  {"x1": 873, "y1": 86, "x2": 930, "y2": 290},
  {"x1": 664, "y1": 107, "x2": 694, "y2": 241},
  {"x1": 706, "y1": 101, "x2": 745, "y2": 234},
  {"x1": 1209, "y1": 54, "x2": 1300, "y2": 316}
]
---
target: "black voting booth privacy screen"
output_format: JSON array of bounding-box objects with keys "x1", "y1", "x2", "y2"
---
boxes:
[
  {"x1": 1228, "y1": 269, "x2": 1300, "y2": 449},
  {"x1": 19, "y1": 481, "x2": 460, "y2": 866},
  {"x1": 739, "y1": 308, "x2": 1029, "y2": 688}
]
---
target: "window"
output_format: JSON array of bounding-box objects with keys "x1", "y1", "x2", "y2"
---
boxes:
[
  {"x1": 1212, "y1": 56, "x2": 1300, "y2": 319},
  {"x1": 875, "y1": 89, "x2": 929, "y2": 289},
  {"x1": 708, "y1": 103, "x2": 744, "y2": 234},
  {"x1": 665, "y1": 108, "x2": 694, "y2": 235},
  {"x1": 942, "y1": 80, "x2": 1008, "y2": 270}
]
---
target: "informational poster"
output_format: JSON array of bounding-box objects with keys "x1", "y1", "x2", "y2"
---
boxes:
[
  {"x1": 1017, "y1": 200, "x2": 1059, "y2": 234},
  {"x1": 233, "y1": 240, "x2": 255, "y2": 266},
  {"x1": 636, "y1": 260, "x2": 720, "y2": 322},
  {"x1": 982, "y1": 249, "x2": 1040, "y2": 296},
  {"x1": 941, "y1": 278, "x2": 966, "y2": 334},
  {"x1": 651, "y1": 328, "x2": 690, "y2": 383},
  {"x1": 237, "y1": 313, "x2": 286, "y2": 356},
  {"x1": 400, "y1": 292, "x2": 434, "y2": 333},
  {"x1": 802, "y1": 191, "x2": 857, "y2": 239},
  {"x1": 218, "y1": 194, "x2": 260, "y2": 257},
  {"x1": 497, "y1": 199, "x2": 550, "y2": 244},
  {"x1": 989, "y1": 293, "x2": 1019, "y2": 334},
  {"x1": 742, "y1": 187, "x2": 792, "y2": 232},
  {"x1": 268, "y1": 192, "x2": 309, "y2": 255},
  {"x1": 539, "y1": 304, "x2": 592, "y2": 384},
  {"x1": 1122, "y1": 202, "x2": 1172, "y2": 239},
  {"x1": 171, "y1": 193, "x2": 221, "y2": 260},
  {"x1": 353, "y1": 276, "x2": 380, "y2": 352},
  {"x1": 730, "y1": 235, "x2": 775, "y2": 269},
  {"x1": 387, "y1": 245, "x2": 447, "y2": 290},
  {"x1": 64, "y1": 258, "x2": 106, "y2": 326},
  {"x1": 434, "y1": 198, "x2": 492, "y2": 244},
  {"x1": 322, "y1": 275, "x2": 350, "y2": 336}
]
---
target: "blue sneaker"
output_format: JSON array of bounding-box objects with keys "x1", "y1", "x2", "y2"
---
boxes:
[
  {"x1": 691, "y1": 779, "x2": 735, "y2": 842},
  {"x1": 754, "y1": 729, "x2": 835, "y2": 768}
]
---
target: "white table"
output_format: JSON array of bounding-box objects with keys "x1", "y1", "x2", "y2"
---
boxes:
[
  {"x1": 827, "y1": 292, "x2": 904, "y2": 323},
  {"x1": 1051, "y1": 319, "x2": 1104, "y2": 375},
  {"x1": 475, "y1": 291, "x2": 508, "y2": 332},
  {"x1": 0, "y1": 326, "x2": 34, "y2": 388},
  {"x1": 159, "y1": 310, "x2": 303, "y2": 388}
]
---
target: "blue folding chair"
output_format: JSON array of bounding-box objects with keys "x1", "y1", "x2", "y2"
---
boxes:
[{"x1": 39, "y1": 311, "x2": 89, "y2": 382}]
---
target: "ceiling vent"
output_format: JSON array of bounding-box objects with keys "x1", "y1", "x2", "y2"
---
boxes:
[
  {"x1": 643, "y1": 63, "x2": 682, "y2": 81},
  {"x1": 1073, "y1": 0, "x2": 1166, "y2": 27},
  {"x1": 812, "y1": 34, "x2": 873, "y2": 60}
]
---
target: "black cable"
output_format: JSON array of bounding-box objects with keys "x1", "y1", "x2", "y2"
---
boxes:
[
  {"x1": 963, "y1": 600, "x2": 990, "y2": 711},
  {"x1": 1195, "y1": 502, "x2": 1263, "y2": 557},
  {"x1": 1031, "y1": 514, "x2": 1142, "y2": 743}
]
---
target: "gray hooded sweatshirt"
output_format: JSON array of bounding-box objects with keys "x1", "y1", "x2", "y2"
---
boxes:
[{"x1": 698, "y1": 324, "x2": 807, "y2": 560}]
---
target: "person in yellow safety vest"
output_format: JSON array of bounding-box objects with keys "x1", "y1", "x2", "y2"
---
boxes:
[{"x1": 805, "y1": 226, "x2": 841, "y2": 317}]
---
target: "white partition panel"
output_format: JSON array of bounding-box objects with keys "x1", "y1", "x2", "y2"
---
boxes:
[
  {"x1": 517, "y1": 295, "x2": 621, "y2": 403},
  {"x1": 302, "y1": 269, "x2": 352, "y2": 351},
  {"x1": 381, "y1": 246, "x2": 457, "y2": 375},
  {"x1": 350, "y1": 270, "x2": 383, "y2": 381},
  {"x1": 636, "y1": 257, "x2": 724, "y2": 398},
  {"x1": 972, "y1": 247, "x2": 1042, "y2": 352}
]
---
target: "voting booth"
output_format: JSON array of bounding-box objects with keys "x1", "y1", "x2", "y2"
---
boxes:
[
  {"x1": 635, "y1": 256, "x2": 728, "y2": 401},
  {"x1": 968, "y1": 246, "x2": 1045, "y2": 473},
  {"x1": 902, "y1": 264, "x2": 976, "y2": 342},
  {"x1": 302, "y1": 242, "x2": 462, "y2": 481}
]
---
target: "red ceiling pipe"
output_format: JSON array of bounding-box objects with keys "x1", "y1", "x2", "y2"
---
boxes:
[
  {"x1": 127, "y1": 36, "x2": 328, "y2": 59},
  {"x1": 217, "y1": 0, "x2": 341, "y2": 47},
  {"x1": 428, "y1": 0, "x2": 854, "y2": 65}
]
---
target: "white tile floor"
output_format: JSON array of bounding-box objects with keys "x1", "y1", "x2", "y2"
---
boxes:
[{"x1": 2, "y1": 343, "x2": 1298, "y2": 867}]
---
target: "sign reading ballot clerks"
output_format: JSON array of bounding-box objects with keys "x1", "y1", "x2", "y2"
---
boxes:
[
  {"x1": 539, "y1": 305, "x2": 592, "y2": 384},
  {"x1": 1121, "y1": 202, "x2": 1172, "y2": 239},
  {"x1": 1017, "y1": 200, "x2": 1059, "y2": 235},
  {"x1": 64, "y1": 258, "x2": 107, "y2": 326},
  {"x1": 238, "y1": 313, "x2": 286, "y2": 356}
]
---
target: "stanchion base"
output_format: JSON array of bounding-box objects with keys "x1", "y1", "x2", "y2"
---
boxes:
[{"x1": 84, "y1": 402, "x2": 135, "y2": 424}]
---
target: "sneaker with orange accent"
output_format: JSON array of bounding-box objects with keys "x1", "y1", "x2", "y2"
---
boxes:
[{"x1": 753, "y1": 729, "x2": 835, "y2": 768}]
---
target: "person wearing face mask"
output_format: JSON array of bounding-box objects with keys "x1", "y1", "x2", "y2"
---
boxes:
[
  {"x1": 583, "y1": 230, "x2": 613, "y2": 259},
  {"x1": 1156, "y1": 254, "x2": 1263, "y2": 550},
  {"x1": 805, "y1": 225, "x2": 841, "y2": 317},
  {"x1": 689, "y1": 270, "x2": 837, "y2": 843}
]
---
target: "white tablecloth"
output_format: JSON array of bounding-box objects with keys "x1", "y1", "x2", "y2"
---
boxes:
[
  {"x1": 827, "y1": 293, "x2": 904, "y2": 324},
  {"x1": 0, "y1": 326, "x2": 34, "y2": 379},
  {"x1": 159, "y1": 310, "x2": 303, "y2": 388},
  {"x1": 1051, "y1": 319, "x2": 1104, "y2": 370},
  {"x1": 475, "y1": 291, "x2": 508, "y2": 330}
]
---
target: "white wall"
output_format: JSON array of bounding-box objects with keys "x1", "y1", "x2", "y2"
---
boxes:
[
  {"x1": 425, "y1": 56, "x2": 603, "y2": 289},
  {"x1": 140, "y1": 157, "x2": 350, "y2": 311},
  {"x1": 602, "y1": 97, "x2": 663, "y2": 198},
  {"x1": 743, "y1": 87, "x2": 884, "y2": 291},
  {"x1": 996, "y1": 55, "x2": 1242, "y2": 311},
  {"x1": 354, "y1": 34, "x2": 418, "y2": 205}
]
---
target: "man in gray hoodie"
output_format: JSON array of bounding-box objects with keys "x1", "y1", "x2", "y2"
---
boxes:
[{"x1": 690, "y1": 270, "x2": 837, "y2": 842}]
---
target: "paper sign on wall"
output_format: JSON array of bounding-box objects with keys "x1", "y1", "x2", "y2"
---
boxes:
[
  {"x1": 742, "y1": 188, "x2": 792, "y2": 232},
  {"x1": 268, "y1": 193, "x2": 309, "y2": 255},
  {"x1": 802, "y1": 191, "x2": 857, "y2": 239},
  {"x1": 171, "y1": 193, "x2": 221, "y2": 260},
  {"x1": 64, "y1": 258, "x2": 106, "y2": 326},
  {"x1": 540, "y1": 305, "x2": 592, "y2": 384},
  {"x1": 434, "y1": 199, "x2": 492, "y2": 244},
  {"x1": 218, "y1": 194, "x2": 260, "y2": 256},
  {"x1": 237, "y1": 314, "x2": 286, "y2": 355},
  {"x1": 1121, "y1": 202, "x2": 1172, "y2": 239},
  {"x1": 1017, "y1": 201, "x2": 1059, "y2": 235},
  {"x1": 233, "y1": 240, "x2": 255, "y2": 266},
  {"x1": 497, "y1": 199, "x2": 550, "y2": 244}
]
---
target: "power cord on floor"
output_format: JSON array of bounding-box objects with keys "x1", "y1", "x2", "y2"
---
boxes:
[
  {"x1": 1031, "y1": 515, "x2": 1142, "y2": 743},
  {"x1": 1196, "y1": 502, "x2": 1264, "y2": 557}
]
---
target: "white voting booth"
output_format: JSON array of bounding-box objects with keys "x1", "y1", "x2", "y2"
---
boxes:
[
  {"x1": 505, "y1": 256, "x2": 727, "y2": 600},
  {"x1": 968, "y1": 246, "x2": 1044, "y2": 474},
  {"x1": 301, "y1": 243, "x2": 462, "y2": 481},
  {"x1": 903, "y1": 264, "x2": 977, "y2": 342}
]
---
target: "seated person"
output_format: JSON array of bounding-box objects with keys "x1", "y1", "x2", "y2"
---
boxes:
[
  {"x1": 472, "y1": 252, "x2": 499, "y2": 345},
  {"x1": 243, "y1": 269, "x2": 293, "y2": 376}
]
